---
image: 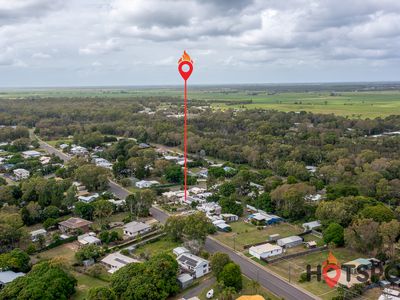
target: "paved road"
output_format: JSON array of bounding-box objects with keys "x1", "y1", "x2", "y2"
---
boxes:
[
  {"x1": 35, "y1": 135, "x2": 133, "y2": 200},
  {"x1": 143, "y1": 207, "x2": 318, "y2": 300},
  {"x1": 38, "y1": 140, "x2": 71, "y2": 161},
  {"x1": 179, "y1": 276, "x2": 215, "y2": 300},
  {"x1": 35, "y1": 136, "x2": 318, "y2": 300},
  {"x1": 205, "y1": 237, "x2": 317, "y2": 300}
]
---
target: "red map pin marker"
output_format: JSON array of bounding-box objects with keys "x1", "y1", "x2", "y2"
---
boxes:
[
  {"x1": 178, "y1": 50, "x2": 193, "y2": 81},
  {"x1": 177, "y1": 51, "x2": 194, "y2": 201},
  {"x1": 322, "y1": 264, "x2": 341, "y2": 288}
]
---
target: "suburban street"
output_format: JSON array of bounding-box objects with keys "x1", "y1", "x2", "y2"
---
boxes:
[{"x1": 35, "y1": 136, "x2": 318, "y2": 300}]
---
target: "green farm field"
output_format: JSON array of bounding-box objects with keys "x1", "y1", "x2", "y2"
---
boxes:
[{"x1": 1, "y1": 87, "x2": 400, "y2": 118}]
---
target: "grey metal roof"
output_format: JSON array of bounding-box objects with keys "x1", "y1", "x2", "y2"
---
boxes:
[{"x1": 0, "y1": 271, "x2": 25, "y2": 284}]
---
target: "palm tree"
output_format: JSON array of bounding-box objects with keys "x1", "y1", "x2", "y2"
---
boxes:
[
  {"x1": 250, "y1": 279, "x2": 260, "y2": 294},
  {"x1": 220, "y1": 287, "x2": 236, "y2": 300}
]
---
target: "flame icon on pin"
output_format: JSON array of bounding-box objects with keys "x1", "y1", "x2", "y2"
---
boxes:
[
  {"x1": 178, "y1": 50, "x2": 193, "y2": 64},
  {"x1": 178, "y1": 50, "x2": 193, "y2": 81},
  {"x1": 322, "y1": 252, "x2": 341, "y2": 288}
]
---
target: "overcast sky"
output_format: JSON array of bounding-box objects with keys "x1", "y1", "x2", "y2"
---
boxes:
[{"x1": 0, "y1": 0, "x2": 399, "y2": 87}]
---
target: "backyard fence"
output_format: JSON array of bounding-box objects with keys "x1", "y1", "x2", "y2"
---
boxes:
[{"x1": 263, "y1": 245, "x2": 328, "y2": 264}]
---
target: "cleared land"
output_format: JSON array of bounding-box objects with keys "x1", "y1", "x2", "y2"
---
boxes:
[
  {"x1": 266, "y1": 248, "x2": 366, "y2": 299},
  {"x1": 214, "y1": 221, "x2": 305, "y2": 251}
]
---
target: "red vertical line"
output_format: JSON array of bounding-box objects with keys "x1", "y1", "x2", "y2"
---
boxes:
[{"x1": 184, "y1": 79, "x2": 188, "y2": 201}]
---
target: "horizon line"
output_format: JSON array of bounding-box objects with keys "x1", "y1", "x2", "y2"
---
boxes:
[{"x1": 0, "y1": 80, "x2": 400, "y2": 90}]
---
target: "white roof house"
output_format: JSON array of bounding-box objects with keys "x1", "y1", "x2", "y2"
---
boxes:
[
  {"x1": 22, "y1": 150, "x2": 41, "y2": 158},
  {"x1": 177, "y1": 273, "x2": 193, "y2": 289},
  {"x1": 78, "y1": 193, "x2": 99, "y2": 203},
  {"x1": 0, "y1": 271, "x2": 25, "y2": 286},
  {"x1": 13, "y1": 168, "x2": 30, "y2": 180},
  {"x1": 70, "y1": 146, "x2": 88, "y2": 155},
  {"x1": 78, "y1": 232, "x2": 101, "y2": 246},
  {"x1": 213, "y1": 219, "x2": 231, "y2": 232},
  {"x1": 379, "y1": 289, "x2": 400, "y2": 300},
  {"x1": 221, "y1": 213, "x2": 239, "y2": 222},
  {"x1": 39, "y1": 156, "x2": 51, "y2": 164},
  {"x1": 93, "y1": 157, "x2": 113, "y2": 169},
  {"x1": 249, "y1": 243, "x2": 283, "y2": 260},
  {"x1": 304, "y1": 194, "x2": 323, "y2": 202},
  {"x1": 135, "y1": 180, "x2": 159, "y2": 189},
  {"x1": 173, "y1": 246, "x2": 190, "y2": 256},
  {"x1": 123, "y1": 221, "x2": 151, "y2": 237},
  {"x1": 177, "y1": 253, "x2": 210, "y2": 278},
  {"x1": 197, "y1": 202, "x2": 221, "y2": 215},
  {"x1": 108, "y1": 199, "x2": 125, "y2": 207},
  {"x1": 277, "y1": 236, "x2": 303, "y2": 248},
  {"x1": 101, "y1": 252, "x2": 139, "y2": 273},
  {"x1": 302, "y1": 220, "x2": 321, "y2": 231},
  {"x1": 30, "y1": 228, "x2": 47, "y2": 242}
]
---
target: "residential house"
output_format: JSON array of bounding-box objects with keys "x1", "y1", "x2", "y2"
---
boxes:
[
  {"x1": 77, "y1": 232, "x2": 101, "y2": 246},
  {"x1": 13, "y1": 168, "x2": 30, "y2": 180},
  {"x1": 221, "y1": 213, "x2": 239, "y2": 223},
  {"x1": 59, "y1": 143, "x2": 69, "y2": 150},
  {"x1": 101, "y1": 252, "x2": 140, "y2": 274},
  {"x1": 58, "y1": 217, "x2": 93, "y2": 234},
  {"x1": 177, "y1": 253, "x2": 210, "y2": 278},
  {"x1": 30, "y1": 228, "x2": 47, "y2": 242},
  {"x1": 189, "y1": 187, "x2": 206, "y2": 194},
  {"x1": 304, "y1": 193, "x2": 323, "y2": 203},
  {"x1": 22, "y1": 150, "x2": 41, "y2": 159},
  {"x1": 70, "y1": 146, "x2": 88, "y2": 156},
  {"x1": 248, "y1": 212, "x2": 282, "y2": 225},
  {"x1": 223, "y1": 166, "x2": 235, "y2": 172},
  {"x1": 177, "y1": 273, "x2": 193, "y2": 289},
  {"x1": 342, "y1": 258, "x2": 373, "y2": 274},
  {"x1": 197, "y1": 202, "x2": 221, "y2": 215},
  {"x1": 277, "y1": 236, "x2": 303, "y2": 248},
  {"x1": 93, "y1": 157, "x2": 113, "y2": 169},
  {"x1": 108, "y1": 199, "x2": 125, "y2": 207},
  {"x1": 302, "y1": 220, "x2": 321, "y2": 231},
  {"x1": 378, "y1": 289, "x2": 400, "y2": 300},
  {"x1": 173, "y1": 246, "x2": 190, "y2": 257},
  {"x1": 39, "y1": 156, "x2": 51, "y2": 164},
  {"x1": 306, "y1": 166, "x2": 317, "y2": 173},
  {"x1": 213, "y1": 219, "x2": 231, "y2": 232},
  {"x1": 249, "y1": 243, "x2": 283, "y2": 260},
  {"x1": 139, "y1": 143, "x2": 150, "y2": 149},
  {"x1": 177, "y1": 159, "x2": 193, "y2": 166},
  {"x1": 196, "y1": 169, "x2": 208, "y2": 178},
  {"x1": 135, "y1": 180, "x2": 159, "y2": 189},
  {"x1": 0, "y1": 271, "x2": 25, "y2": 287},
  {"x1": 123, "y1": 221, "x2": 151, "y2": 238},
  {"x1": 78, "y1": 193, "x2": 99, "y2": 203}
]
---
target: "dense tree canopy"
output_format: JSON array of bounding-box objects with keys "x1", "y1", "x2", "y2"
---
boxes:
[{"x1": 0, "y1": 261, "x2": 77, "y2": 300}]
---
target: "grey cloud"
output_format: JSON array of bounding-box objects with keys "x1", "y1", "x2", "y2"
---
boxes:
[
  {"x1": 0, "y1": 0, "x2": 63, "y2": 25},
  {"x1": 0, "y1": 0, "x2": 399, "y2": 86}
]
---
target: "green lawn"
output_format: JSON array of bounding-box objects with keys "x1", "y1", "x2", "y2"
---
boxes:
[
  {"x1": 133, "y1": 237, "x2": 180, "y2": 258},
  {"x1": 211, "y1": 91, "x2": 400, "y2": 118},
  {"x1": 198, "y1": 275, "x2": 279, "y2": 300},
  {"x1": 45, "y1": 139, "x2": 72, "y2": 147},
  {"x1": 1, "y1": 88, "x2": 400, "y2": 118},
  {"x1": 215, "y1": 222, "x2": 303, "y2": 251},
  {"x1": 36, "y1": 242, "x2": 77, "y2": 264},
  {"x1": 266, "y1": 247, "x2": 365, "y2": 299},
  {"x1": 91, "y1": 211, "x2": 129, "y2": 231},
  {"x1": 71, "y1": 271, "x2": 109, "y2": 300}
]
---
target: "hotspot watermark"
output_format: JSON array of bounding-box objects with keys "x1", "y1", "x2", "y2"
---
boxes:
[{"x1": 306, "y1": 252, "x2": 400, "y2": 288}]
